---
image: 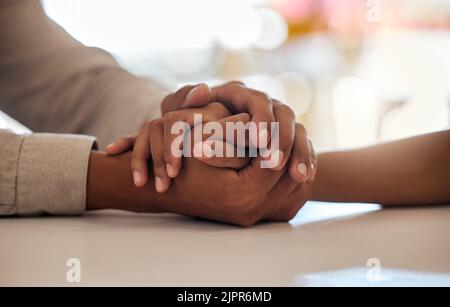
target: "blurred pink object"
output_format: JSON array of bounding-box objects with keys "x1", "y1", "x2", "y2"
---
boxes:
[
  {"x1": 273, "y1": 0, "x2": 377, "y2": 34},
  {"x1": 322, "y1": 0, "x2": 371, "y2": 34},
  {"x1": 273, "y1": 0, "x2": 316, "y2": 23}
]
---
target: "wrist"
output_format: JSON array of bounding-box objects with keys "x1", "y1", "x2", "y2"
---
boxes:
[{"x1": 86, "y1": 151, "x2": 166, "y2": 213}]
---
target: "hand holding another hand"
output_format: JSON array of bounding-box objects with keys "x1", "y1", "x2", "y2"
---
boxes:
[
  {"x1": 96, "y1": 82, "x2": 318, "y2": 226},
  {"x1": 88, "y1": 151, "x2": 312, "y2": 226},
  {"x1": 106, "y1": 82, "x2": 317, "y2": 190}
]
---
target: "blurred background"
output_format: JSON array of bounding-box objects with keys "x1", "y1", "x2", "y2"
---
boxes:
[{"x1": 42, "y1": 0, "x2": 450, "y2": 151}]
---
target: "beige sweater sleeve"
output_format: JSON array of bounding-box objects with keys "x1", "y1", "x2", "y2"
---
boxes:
[
  {"x1": 0, "y1": 0, "x2": 170, "y2": 215},
  {"x1": 0, "y1": 129, "x2": 96, "y2": 215}
]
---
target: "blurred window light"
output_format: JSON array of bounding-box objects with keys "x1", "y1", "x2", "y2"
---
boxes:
[
  {"x1": 215, "y1": 4, "x2": 262, "y2": 50},
  {"x1": 273, "y1": 73, "x2": 312, "y2": 116},
  {"x1": 332, "y1": 77, "x2": 378, "y2": 149},
  {"x1": 44, "y1": 0, "x2": 220, "y2": 53},
  {"x1": 253, "y1": 8, "x2": 288, "y2": 50},
  {"x1": 357, "y1": 30, "x2": 450, "y2": 140},
  {"x1": 43, "y1": 0, "x2": 287, "y2": 54},
  {"x1": 237, "y1": 73, "x2": 311, "y2": 117}
]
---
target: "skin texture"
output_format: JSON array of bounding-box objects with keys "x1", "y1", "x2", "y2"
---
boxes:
[
  {"x1": 87, "y1": 151, "x2": 312, "y2": 226},
  {"x1": 87, "y1": 130, "x2": 450, "y2": 226},
  {"x1": 97, "y1": 83, "x2": 450, "y2": 226},
  {"x1": 312, "y1": 130, "x2": 450, "y2": 205},
  {"x1": 98, "y1": 83, "x2": 317, "y2": 226},
  {"x1": 106, "y1": 82, "x2": 317, "y2": 193},
  {"x1": 183, "y1": 83, "x2": 316, "y2": 178}
]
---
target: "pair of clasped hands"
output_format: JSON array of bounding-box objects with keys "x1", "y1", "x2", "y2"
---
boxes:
[{"x1": 105, "y1": 82, "x2": 317, "y2": 226}]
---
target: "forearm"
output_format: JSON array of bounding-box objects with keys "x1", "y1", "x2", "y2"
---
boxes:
[
  {"x1": 312, "y1": 130, "x2": 450, "y2": 205},
  {"x1": 86, "y1": 152, "x2": 245, "y2": 224},
  {"x1": 86, "y1": 151, "x2": 167, "y2": 213}
]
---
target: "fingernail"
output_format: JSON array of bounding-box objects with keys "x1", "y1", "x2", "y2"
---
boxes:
[
  {"x1": 186, "y1": 85, "x2": 202, "y2": 104},
  {"x1": 258, "y1": 128, "x2": 268, "y2": 147},
  {"x1": 193, "y1": 142, "x2": 204, "y2": 158},
  {"x1": 105, "y1": 143, "x2": 115, "y2": 150},
  {"x1": 166, "y1": 164, "x2": 177, "y2": 178},
  {"x1": 250, "y1": 131, "x2": 258, "y2": 148},
  {"x1": 297, "y1": 163, "x2": 308, "y2": 177},
  {"x1": 271, "y1": 149, "x2": 284, "y2": 169},
  {"x1": 155, "y1": 177, "x2": 166, "y2": 193},
  {"x1": 203, "y1": 142, "x2": 213, "y2": 158},
  {"x1": 133, "y1": 171, "x2": 143, "y2": 187}
]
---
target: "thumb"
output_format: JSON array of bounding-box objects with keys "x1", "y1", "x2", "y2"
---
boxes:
[
  {"x1": 105, "y1": 135, "x2": 137, "y2": 156},
  {"x1": 184, "y1": 83, "x2": 211, "y2": 108}
]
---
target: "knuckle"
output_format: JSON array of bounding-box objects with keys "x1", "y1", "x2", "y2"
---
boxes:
[
  {"x1": 295, "y1": 122, "x2": 307, "y2": 134},
  {"x1": 244, "y1": 210, "x2": 262, "y2": 226},
  {"x1": 251, "y1": 89, "x2": 272, "y2": 103},
  {"x1": 161, "y1": 111, "x2": 186, "y2": 127},
  {"x1": 230, "y1": 210, "x2": 260, "y2": 227},
  {"x1": 148, "y1": 120, "x2": 157, "y2": 131},
  {"x1": 130, "y1": 161, "x2": 139, "y2": 171},
  {"x1": 226, "y1": 80, "x2": 246, "y2": 88},
  {"x1": 131, "y1": 145, "x2": 145, "y2": 161},
  {"x1": 151, "y1": 153, "x2": 165, "y2": 167},
  {"x1": 239, "y1": 113, "x2": 251, "y2": 122},
  {"x1": 231, "y1": 90, "x2": 243, "y2": 105},
  {"x1": 131, "y1": 149, "x2": 141, "y2": 161},
  {"x1": 130, "y1": 157, "x2": 143, "y2": 171},
  {"x1": 209, "y1": 102, "x2": 225, "y2": 111},
  {"x1": 114, "y1": 137, "x2": 130, "y2": 148},
  {"x1": 208, "y1": 102, "x2": 230, "y2": 118},
  {"x1": 279, "y1": 125, "x2": 295, "y2": 142},
  {"x1": 284, "y1": 207, "x2": 300, "y2": 221},
  {"x1": 233, "y1": 216, "x2": 258, "y2": 228},
  {"x1": 278, "y1": 103, "x2": 295, "y2": 119},
  {"x1": 116, "y1": 136, "x2": 127, "y2": 143},
  {"x1": 140, "y1": 121, "x2": 150, "y2": 133},
  {"x1": 163, "y1": 110, "x2": 179, "y2": 123},
  {"x1": 276, "y1": 205, "x2": 300, "y2": 222},
  {"x1": 161, "y1": 92, "x2": 175, "y2": 105},
  {"x1": 163, "y1": 150, "x2": 173, "y2": 163},
  {"x1": 149, "y1": 119, "x2": 163, "y2": 131},
  {"x1": 175, "y1": 85, "x2": 195, "y2": 98},
  {"x1": 152, "y1": 159, "x2": 165, "y2": 169}
]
